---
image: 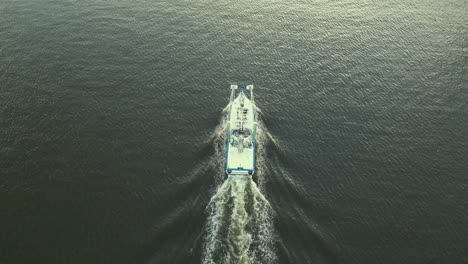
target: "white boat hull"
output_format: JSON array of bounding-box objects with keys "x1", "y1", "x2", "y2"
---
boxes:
[{"x1": 225, "y1": 86, "x2": 256, "y2": 176}]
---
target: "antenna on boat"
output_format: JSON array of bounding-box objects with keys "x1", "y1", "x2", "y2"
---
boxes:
[
  {"x1": 229, "y1": 84, "x2": 238, "y2": 103},
  {"x1": 246, "y1": 85, "x2": 254, "y2": 105}
]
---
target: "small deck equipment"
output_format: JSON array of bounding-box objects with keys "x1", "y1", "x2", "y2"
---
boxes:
[{"x1": 225, "y1": 85, "x2": 256, "y2": 176}]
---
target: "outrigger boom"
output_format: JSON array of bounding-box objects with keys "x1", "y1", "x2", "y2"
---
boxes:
[{"x1": 229, "y1": 84, "x2": 238, "y2": 103}]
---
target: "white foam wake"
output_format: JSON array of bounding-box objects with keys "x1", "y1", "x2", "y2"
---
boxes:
[{"x1": 202, "y1": 176, "x2": 276, "y2": 264}]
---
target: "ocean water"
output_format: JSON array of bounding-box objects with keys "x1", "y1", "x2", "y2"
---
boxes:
[{"x1": 0, "y1": 0, "x2": 467, "y2": 263}]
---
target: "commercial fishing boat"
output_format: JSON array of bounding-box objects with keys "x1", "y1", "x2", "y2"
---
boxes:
[{"x1": 225, "y1": 85, "x2": 256, "y2": 176}]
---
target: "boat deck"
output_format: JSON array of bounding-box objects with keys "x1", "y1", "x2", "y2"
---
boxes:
[{"x1": 225, "y1": 88, "x2": 256, "y2": 175}]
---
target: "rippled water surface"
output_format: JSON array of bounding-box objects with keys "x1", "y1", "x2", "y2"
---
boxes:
[{"x1": 1, "y1": 0, "x2": 467, "y2": 263}]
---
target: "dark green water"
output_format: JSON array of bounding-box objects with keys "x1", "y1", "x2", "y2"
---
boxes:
[{"x1": 1, "y1": 0, "x2": 467, "y2": 263}]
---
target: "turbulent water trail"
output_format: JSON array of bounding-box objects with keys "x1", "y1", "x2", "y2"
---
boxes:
[
  {"x1": 203, "y1": 176, "x2": 275, "y2": 264},
  {"x1": 202, "y1": 108, "x2": 277, "y2": 264}
]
